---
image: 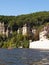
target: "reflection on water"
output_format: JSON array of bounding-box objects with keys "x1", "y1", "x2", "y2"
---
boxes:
[{"x1": 0, "y1": 48, "x2": 49, "y2": 65}]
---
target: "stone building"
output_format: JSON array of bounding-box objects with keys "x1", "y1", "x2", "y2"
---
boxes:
[
  {"x1": 17, "y1": 28, "x2": 22, "y2": 34},
  {"x1": 17, "y1": 28, "x2": 20, "y2": 34},
  {"x1": 32, "y1": 28, "x2": 36, "y2": 34},
  {"x1": 6, "y1": 26, "x2": 12, "y2": 37},
  {"x1": 22, "y1": 24, "x2": 31, "y2": 36},
  {"x1": 39, "y1": 30, "x2": 47, "y2": 41},
  {"x1": 0, "y1": 22, "x2": 5, "y2": 35},
  {"x1": 0, "y1": 22, "x2": 12, "y2": 37},
  {"x1": 22, "y1": 24, "x2": 28, "y2": 35},
  {"x1": 39, "y1": 25, "x2": 49, "y2": 40}
]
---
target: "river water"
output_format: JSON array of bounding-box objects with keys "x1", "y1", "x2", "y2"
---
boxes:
[{"x1": 0, "y1": 48, "x2": 49, "y2": 65}]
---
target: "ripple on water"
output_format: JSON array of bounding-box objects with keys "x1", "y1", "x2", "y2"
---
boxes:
[{"x1": 0, "y1": 48, "x2": 49, "y2": 65}]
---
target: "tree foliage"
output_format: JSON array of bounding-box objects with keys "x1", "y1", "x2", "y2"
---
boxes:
[{"x1": 0, "y1": 11, "x2": 49, "y2": 48}]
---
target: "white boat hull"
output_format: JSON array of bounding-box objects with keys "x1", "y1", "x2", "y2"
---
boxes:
[{"x1": 29, "y1": 39, "x2": 49, "y2": 50}]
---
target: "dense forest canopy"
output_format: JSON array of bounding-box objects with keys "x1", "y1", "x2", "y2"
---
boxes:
[{"x1": 0, "y1": 11, "x2": 49, "y2": 30}]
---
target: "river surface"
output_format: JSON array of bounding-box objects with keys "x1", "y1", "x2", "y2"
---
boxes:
[{"x1": 0, "y1": 48, "x2": 49, "y2": 65}]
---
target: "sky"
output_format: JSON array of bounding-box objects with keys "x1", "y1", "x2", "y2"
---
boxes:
[{"x1": 0, "y1": 0, "x2": 49, "y2": 16}]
